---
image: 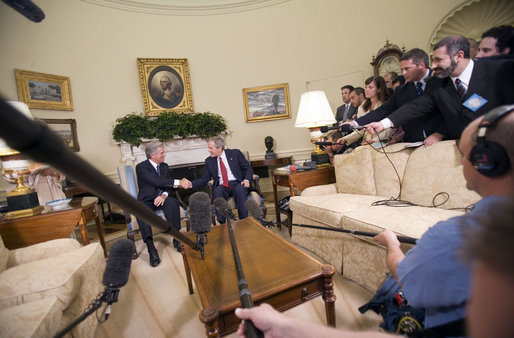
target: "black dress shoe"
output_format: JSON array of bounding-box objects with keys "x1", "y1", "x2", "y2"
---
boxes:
[
  {"x1": 173, "y1": 239, "x2": 182, "y2": 253},
  {"x1": 149, "y1": 250, "x2": 161, "y2": 267}
]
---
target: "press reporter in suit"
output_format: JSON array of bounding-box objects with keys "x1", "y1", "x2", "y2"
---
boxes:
[
  {"x1": 190, "y1": 136, "x2": 254, "y2": 223},
  {"x1": 349, "y1": 48, "x2": 445, "y2": 144},
  {"x1": 365, "y1": 36, "x2": 514, "y2": 144},
  {"x1": 136, "y1": 142, "x2": 191, "y2": 266}
]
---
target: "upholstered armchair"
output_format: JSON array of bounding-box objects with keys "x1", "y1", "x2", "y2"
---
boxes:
[
  {"x1": 117, "y1": 165, "x2": 190, "y2": 258},
  {"x1": 0, "y1": 235, "x2": 104, "y2": 337},
  {"x1": 207, "y1": 174, "x2": 267, "y2": 220}
]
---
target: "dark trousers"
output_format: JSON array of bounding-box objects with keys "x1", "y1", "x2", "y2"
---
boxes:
[
  {"x1": 137, "y1": 196, "x2": 181, "y2": 243},
  {"x1": 212, "y1": 180, "x2": 249, "y2": 223}
]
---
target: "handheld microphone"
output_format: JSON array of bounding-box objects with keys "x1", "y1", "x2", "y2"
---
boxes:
[
  {"x1": 245, "y1": 199, "x2": 273, "y2": 227},
  {"x1": 188, "y1": 192, "x2": 212, "y2": 259},
  {"x1": 213, "y1": 197, "x2": 234, "y2": 220},
  {"x1": 320, "y1": 124, "x2": 364, "y2": 133},
  {"x1": 314, "y1": 141, "x2": 337, "y2": 147},
  {"x1": 102, "y1": 239, "x2": 134, "y2": 320}
]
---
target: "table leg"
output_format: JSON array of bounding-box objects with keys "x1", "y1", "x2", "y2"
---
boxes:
[
  {"x1": 271, "y1": 174, "x2": 281, "y2": 227},
  {"x1": 94, "y1": 214, "x2": 108, "y2": 258},
  {"x1": 321, "y1": 265, "x2": 336, "y2": 327},
  {"x1": 181, "y1": 245, "x2": 193, "y2": 294},
  {"x1": 200, "y1": 307, "x2": 220, "y2": 338},
  {"x1": 78, "y1": 215, "x2": 90, "y2": 246}
]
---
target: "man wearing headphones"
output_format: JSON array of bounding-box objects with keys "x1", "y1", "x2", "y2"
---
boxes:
[{"x1": 374, "y1": 105, "x2": 514, "y2": 336}]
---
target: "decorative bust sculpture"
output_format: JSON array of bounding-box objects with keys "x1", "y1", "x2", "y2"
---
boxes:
[{"x1": 264, "y1": 136, "x2": 276, "y2": 159}]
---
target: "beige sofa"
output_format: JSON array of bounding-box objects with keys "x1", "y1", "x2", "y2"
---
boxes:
[
  {"x1": 0, "y1": 236, "x2": 105, "y2": 337},
  {"x1": 290, "y1": 140, "x2": 480, "y2": 292}
]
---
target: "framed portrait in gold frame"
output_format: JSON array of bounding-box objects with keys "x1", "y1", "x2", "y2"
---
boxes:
[
  {"x1": 14, "y1": 69, "x2": 73, "y2": 111},
  {"x1": 137, "y1": 58, "x2": 194, "y2": 116},
  {"x1": 243, "y1": 83, "x2": 291, "y2": 123}
]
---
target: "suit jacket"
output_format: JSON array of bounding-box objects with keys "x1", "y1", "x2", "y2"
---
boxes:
[
  {"x1": 356, "y1": 77, "x2": 445, "y2": 142},
  {"x1": 191, "y1": 148, "x2": 254, "y2": 190},
  {"x1": 136, "y1": 159, "x2": 177, "y2": 204},
  {"x1": 388, "y1": 58, "x2": 514, "y2": 140},
  {"x1": 335, "y1": 104, "x2": 357, "y2": 124}
]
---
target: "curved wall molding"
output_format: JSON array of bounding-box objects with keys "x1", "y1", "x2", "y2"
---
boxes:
[
  {"x1": 429, "y1": 0, "x2": 514, "y2": 50},
  {"x1": 79, "y1": 0, "x2": 290, "y2": 16}
]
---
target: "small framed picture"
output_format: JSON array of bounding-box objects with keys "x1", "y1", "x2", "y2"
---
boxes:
[
  {"x1": 243, "y1": 83, "x2": 291, "y2": 123},
  {"x1": 41, "y1": 119, "x2": 80, "y2": 152},
  {"x1": 14, "y1": 69, "x2": 74, "y2": 111},
  {"x1": 137, "y1": 58, "x2": 194, "y2": 116}
]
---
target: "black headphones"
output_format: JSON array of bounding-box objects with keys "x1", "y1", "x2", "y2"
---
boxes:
[{"x1": 469, "y1": 104, "x2": 514, "y2": 177}]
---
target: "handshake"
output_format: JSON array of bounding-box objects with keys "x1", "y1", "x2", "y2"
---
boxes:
[{"x1": 179, "y1": 178, "x2": 192, "y2": 189}]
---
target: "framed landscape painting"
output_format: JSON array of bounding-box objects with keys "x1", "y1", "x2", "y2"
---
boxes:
[
  {"x1": 243, "y1": 83, "x2": 290, "y2": 123},
  {"x1": 41, "y1": 119, "x2": 80, "y2": 151},
  {"x1": 137, "y1": 58, "x2": 194, "y2": 116},
  {"x1": 14, "y1": 69, "x2": 73, "y2": 111}
]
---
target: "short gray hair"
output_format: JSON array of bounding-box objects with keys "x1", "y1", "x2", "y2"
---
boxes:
[
  {"x1": 433, "y1": 36, "x2": 470, "y2": 58},
  {"x1": 145, "y1": 141, "x2": 163, "y2": 159},
  {"x1": 208, "y1": 136, "x2": 225, "y2": 149}
]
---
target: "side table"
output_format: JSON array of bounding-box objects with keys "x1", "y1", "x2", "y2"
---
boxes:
[{"x1": 271, "y1": 167, "x2": 336, "y2": 236}]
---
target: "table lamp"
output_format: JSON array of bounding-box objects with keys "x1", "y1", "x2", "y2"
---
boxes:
[
  {"x1": 294, "y1": 91, "x2": 336, "y2": 165},
  {"x1": 0, "y1": 101, "x2": 43, "y2": 219}
]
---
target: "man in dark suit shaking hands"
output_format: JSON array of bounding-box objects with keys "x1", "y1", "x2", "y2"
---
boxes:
[
  {"x1": 136, "y1": 141, "x2": 191, "y2": 266},
  {"x1": 191, "y1": 136, "x2": 254, "y2": 223}
]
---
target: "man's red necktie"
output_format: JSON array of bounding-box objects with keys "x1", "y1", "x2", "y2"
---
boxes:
[{"x1": 219, "y1": 157, "x2": 230, "y2": 189}]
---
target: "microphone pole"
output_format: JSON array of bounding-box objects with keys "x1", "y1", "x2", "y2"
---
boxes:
[
  {"x1": 0, "y1": 99, "x2": 196, "y2": 250},
  {"x1": 214, "y1": 199, "x2": 262, "y2": 338},
  {"x1": 276, "y1": 221, "x2": 417, "y2": 244}
]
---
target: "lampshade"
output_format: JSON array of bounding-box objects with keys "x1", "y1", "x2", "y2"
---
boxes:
[
  {"x1": 0, "y1": 101, "x2": 34, "y2": 156},
  {"x1": 294, "y1": 91, "x2": 336, "y2": 128}
]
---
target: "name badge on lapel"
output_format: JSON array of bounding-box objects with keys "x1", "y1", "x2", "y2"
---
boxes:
[{"x1": 462, "y1": 94, "x2": 488, "y2": 112}]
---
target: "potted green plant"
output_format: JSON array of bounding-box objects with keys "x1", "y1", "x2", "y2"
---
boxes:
[{"x1": 112, "y1": 111, "x2": 227, "y2": 146}]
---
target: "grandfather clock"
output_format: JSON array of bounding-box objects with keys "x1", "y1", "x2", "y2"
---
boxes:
[{"x1": 370, "y1": 40, "x2": 406, "y2": 76}]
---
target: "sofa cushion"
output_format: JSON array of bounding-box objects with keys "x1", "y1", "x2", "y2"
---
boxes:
[
  {"x1": 370, "y1": 143, "x2": 414, "y2": 198},
  {"x1": 333, "y1": 147, "x2": 377, "y2": 196},
  {"x1": 0, "y1": 297, "x2": 62, "y2": 338},
  {"x1": 7, "y1": 238, "x2": 81, "y2": 268},
  {"x1": 342, "y1": 205, "x2": 465, "y2": 239},
  {"x1": 0, "y1": 257, "x2": 81, "y2": 311},
  {"x1": 401, "y1": 140, "x2": 480, "y2": 209},
  {"x1": 290, "y1": 193, "x2": 385, "y2": 227},
  {"x1": 0, "y1": 236, "x2": 8, "y2": 273},
  {"x1": 339, "y1": 205, "x2": 465, "y2": 292}
]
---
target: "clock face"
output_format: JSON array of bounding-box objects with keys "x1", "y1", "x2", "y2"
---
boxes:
[{"x1": 378, "y1": 55, "x2": 401, "y2": 76}]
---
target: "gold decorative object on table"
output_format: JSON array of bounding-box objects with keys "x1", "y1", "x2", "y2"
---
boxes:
[{"x1": 0, "y1": 101, "x2": 42, "y2": 219}]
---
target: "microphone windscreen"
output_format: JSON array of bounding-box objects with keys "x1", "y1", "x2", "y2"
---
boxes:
[
  {"x1": 245, "y1": 199, "x2": 263, "y2": 219},
  {"x1": 103, "y1": 239, "x2": 134, "y2": 287},
  {"x1": 189, "y1": 192, "x2": 212, "y2": 234},
  {"x1": 320, "y1": 126, "x2": 330, "y2": 133},
  {"x1": 213, "y1": 197, "x2": 229, "y2": 214},
  {"x1": 339, "y1": 124, "x2": 353, "y2": 133}
]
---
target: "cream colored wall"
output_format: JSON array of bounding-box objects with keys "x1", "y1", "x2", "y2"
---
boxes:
[{"x1": 0, "y1": 0, "x2": 465, "y2": 183}]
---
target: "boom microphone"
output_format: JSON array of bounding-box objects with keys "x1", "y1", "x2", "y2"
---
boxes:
[
  {"x1": 245, "y1": 199, "x2": 273, "y2": 227},
  {"x1": 214, "y1": 197, "x2": 234, "y2": 220},
  {"x1": 188, "y1": 192, "x2": 212, "y2": 259},
  {"x1": 102, "y1": 239, "x2": 134, "y2": 320},
  {"x1": 103, "y1": 239, "x2": 134, "y2": 288}
]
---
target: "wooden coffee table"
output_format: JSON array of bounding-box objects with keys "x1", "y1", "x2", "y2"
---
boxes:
[{"x1": 181, "y1": 217, "x2": 336, "y2": 337}]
